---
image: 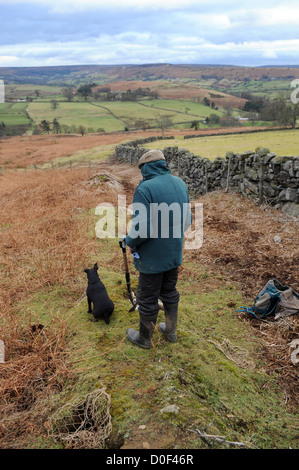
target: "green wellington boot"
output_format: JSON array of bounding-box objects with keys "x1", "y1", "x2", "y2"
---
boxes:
[
  {"x1": 126, "y1": 314, "x2": 157, "y2": 349},
  {"x1": 158, "y1": 302, "x2": 178, "y2": 343}
]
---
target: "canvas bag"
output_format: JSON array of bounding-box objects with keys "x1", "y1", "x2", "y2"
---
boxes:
[{"x1": 238, "y1": 279, "x2": 299, "y2": 320}]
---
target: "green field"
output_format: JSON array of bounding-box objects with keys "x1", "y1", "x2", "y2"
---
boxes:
[
  {"x1": 181, "y1": 77, "x2": 294, "y2": 100},
  {"x1": 0, "y1": 102, "x2": 31, "y2": 125},
  {"x1": 26, "y1": 99, "x2": 224, "y2": 133},
  {"x1": 226, "y1": 79, "x2": 293, "y2": 98},
  {"x1": 28, "y1": 101, "x2": 124, "y2": 132},
  {"x1": 1, "y1": 98, "x2": 222, "y2": 134},
  {"x1": 143, "y1": 129, "x2": 299, "y2": 159},
  {"x1": 139, "y1": 99, "x2": 223, "y2": 118}
]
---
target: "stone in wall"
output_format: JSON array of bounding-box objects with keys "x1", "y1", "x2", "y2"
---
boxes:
[{"x1": 114, "y1": 141, "x2": 299, "y2": 218}]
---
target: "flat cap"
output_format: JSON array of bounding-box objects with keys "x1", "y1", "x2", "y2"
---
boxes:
[{"x1": 138, "y1": 149, "x2": 165, "y2": 168}]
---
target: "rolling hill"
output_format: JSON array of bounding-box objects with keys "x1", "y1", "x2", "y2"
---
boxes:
[{"x1": 0, "y1": 63, "x2": 298, "y2": 86}]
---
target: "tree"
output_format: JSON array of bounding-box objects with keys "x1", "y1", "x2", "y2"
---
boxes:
[
  {"x1": 77, "y1": 83, "x2": 96, "y2": 101},
  {"x1": 190, "y1": 120, "x2": 200, "y2": 130},
  {"x1": 206, "y1": 114, "x2": 220, "y2": 125},
  {"x1": 244, "y1": 95, "x2": 267, "y2": 113},
  {"x1": 0, "y1": 121, "x2": 6, "y2": 136},
  {"x1": 284, "y1": 103, "x2": 299, "y2": 129},
  {"x1": 154, "y1": 113, "x2": 173, "y2": 138},
  {"x1": 78, "y1": 125, "x2": 86, "y2": 136},
  {"x1": 52, "y1": 118, "x2": 61, "y2": 134},
  {"x1": 39, "y1": 120, "x2": 51, "y2": 134},
  {"x1": 203, "y1": 97, "x2": 210, "y2": 107},
  {"x1": 261, "y1": 97, "x2": 299, "y2": 129},
  {"x1": 62, "y1": 87, "x2": 75, "y2": 102},
  {"x1": 51, "y1": 99, "x2": 59, "y2": 110}
]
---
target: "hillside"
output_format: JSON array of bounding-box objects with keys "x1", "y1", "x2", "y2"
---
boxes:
[
  {"x1": 1, "y1": 62, "x2": 298, "y2": 139},
  {"x1": 96, "y1": 80, "x2": 247, "y2": 109},
  {"x1": 0, "y1": 133, "x2": 298, "y2": 450},
  {"x1": 1, "y1": 64, "x2": 299, "y2": 86}
]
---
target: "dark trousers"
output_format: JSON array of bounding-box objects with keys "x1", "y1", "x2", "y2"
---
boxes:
[{"x1": 136, "y1": 267, "x2": 180, "y2": 318}]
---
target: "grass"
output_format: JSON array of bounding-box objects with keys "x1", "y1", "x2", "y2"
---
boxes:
[
  {"x1": 52, "y1": 144, "x2": 118, "y2": 166},
  {"x1": 20, "y1": 240, "x2": 298, "y2": 449},
  {"x1": 0, "y1": 102, "x2": 31, "y2": 125},
  {"x1": 25, "y1": 99, "x2": 226, "y2": 133},
  {"x1": 140, "y1": 99, "x2": 223, "y2": 118},
  {"x1": 226, "y1": 79, "x2": 294, "y2": 98},
  {"x1": 28, "y1": 101, "x2": 124, "y2": 132},
  {"x1": 142, "y1": 129, "x2": 299, "y2": 159},
  {"x1": 14, "y1": 239, "x2": 296, "y2": 449}
]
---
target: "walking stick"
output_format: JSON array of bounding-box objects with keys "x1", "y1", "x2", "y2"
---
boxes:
[{"x1": 119, "y1": 239, "x2": 138, "y2": 312}]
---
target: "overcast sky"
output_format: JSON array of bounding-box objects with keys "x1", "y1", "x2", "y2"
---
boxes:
[{"x1": 0, "y1": 0, "x2": 299, "y2": 67}]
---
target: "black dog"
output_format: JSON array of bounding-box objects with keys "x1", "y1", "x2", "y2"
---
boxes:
[{"x1": 84, "y1": 263, "x2": 114, "y2": 324}]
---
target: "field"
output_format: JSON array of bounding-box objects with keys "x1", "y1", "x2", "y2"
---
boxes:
[
  {"x1": 143, "y1": 129, "x2": 299, "y2": 159},
  {"x1": 103, "y1": 80, "x2": 248, "y2": 109},
  {"x1": 0, "y1": 132, "x2": 142, "y2": 169},
  {"x1": 0, "y1": 102, "x2": 31, "y2": 126},
  {"x1": 0, "y1": 132, "x2": 298, "y2": 450},
  {"x1": 26, "y1": 99, "x2": 226, "y2": 133},
  {"x1": 5, "y1": 84, "x2": 62, "y2": 101},
  {"x1": 28, "y1": 101, "x2": 125, "y2": 133},
  {"x1": 223, "y1": 78, "x2": 295, "y2": 98},
  {"x1": 139, "y1": 99, "x2": 223, "y2": 118}
]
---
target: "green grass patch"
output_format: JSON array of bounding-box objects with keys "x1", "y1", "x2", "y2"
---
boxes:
[
  {"x1": 0, "y1": 102, "x2": 31, "y2": 126},
  {"x1": 25, "y1": 98, "x2": 225, "y2": 133},
  {"x1": 143, "y1": 129, "x2": 299, "y2": 159},
  {"x1": 227, "y1": 79, "x2": 293, "y2": 98},
  {"x1": 28, "y1": 101, "x2": 124, "y2": 132},
  {"x1": 15, "y1": 234, "x2": 298, "y2": 449},
  {"x1": 140, "y1": 99, "x2": 223, "y2": 118}
]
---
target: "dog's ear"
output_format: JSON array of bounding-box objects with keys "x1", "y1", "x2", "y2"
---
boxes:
[{"x1": 93, "y1": 263, "x2": 98, "y2": 271}]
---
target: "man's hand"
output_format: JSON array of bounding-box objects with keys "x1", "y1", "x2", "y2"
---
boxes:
[{"x1": 120, "y1": 237, "x2": 131, "y2": 253}]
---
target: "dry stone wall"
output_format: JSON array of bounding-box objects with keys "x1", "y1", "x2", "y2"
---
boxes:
[{"x1": 114, "y1": 138, "x2": 299, "y2": 218}]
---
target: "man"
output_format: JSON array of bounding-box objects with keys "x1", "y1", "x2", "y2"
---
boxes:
[{"x1": 124, "y1": 149, "x2": 191, "y2": 349}]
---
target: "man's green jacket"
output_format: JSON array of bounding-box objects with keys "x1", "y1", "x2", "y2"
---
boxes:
[{"x1": 125, "y1": 160, "x2": 191, "y2": 274}]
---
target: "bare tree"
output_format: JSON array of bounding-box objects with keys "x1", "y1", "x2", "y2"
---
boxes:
[
  {"x1": 154, "y1": 113, "x2": 173, "y2": 138},
  {"x1": 62, "y1": 87, "x2": 75, "y2": 102}
]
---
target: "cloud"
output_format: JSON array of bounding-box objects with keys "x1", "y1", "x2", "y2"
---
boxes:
[
  {"x1": 1, "y1": 35, "x2": 298, "y2": 67},
  {"x1": 0, "y1": 1, "x2": 298, "y2": 66},
  {"x1": 263, "y1": 50, "x2": 278, "y2": 60}
]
